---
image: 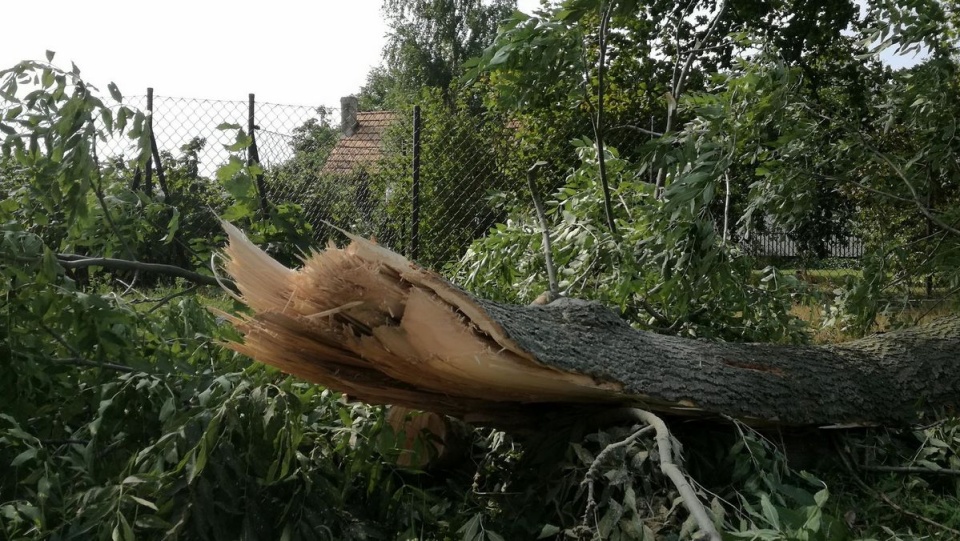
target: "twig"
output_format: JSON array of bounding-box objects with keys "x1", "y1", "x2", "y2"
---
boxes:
[
  {"x1": 581, "y1": 424, "x2": 656, "y2": 525},
  {"x1": 610, "y1": 124, "x2": 664, "y2": 138},
  {"x1": 826, "y1": 174, "x2": 918, "y2": 203},
  {"x1": 29, "y1": 328, "x2": 137, "y2": 373},
  {"x1": 527, "y1": 162, "x2": 559, "y2": 300},
  {"x1": 913, "y1": 282, "x2": 960, "y2": 324},
  {"x1": 859, "y1": 464, "x2": 960, "y2": 476},
  {"x1": 672, "y1": 0, "x2": 727, "y2": 99},
  {"x1": 40, "y1": 439, "x2": 89, "y2": 446},
  {"x1": 722, "y1": 171, "x2": 731, "y2": 245},
  {"x1": 835, "y1": 439, "x2": 960, "y2": 536},
  {"x1": 146, "y1": 286, "x2": 199, "y2": 314},
  {"x1": 52, "y1": 357, "x2": 136, "y2": 373},
  {"x1": 635, "y1": 297, "x2": 673, "y2": 328},
  {"x1": 39, "y1": 322, "x2": 86, "y2": 359},
  {"x1": 211, "y1": 252, "x2": 244, "y2": 303},
  {"x1": 863, "y1": 145, "x2": 960, "y2": 237},
  {"x1": 56, "y1": 255, "x2": 234, "y2": 290},
  {"x1": 658, "y1": 0, "x2": 728, "y2": 197},
  {"x1": 11, "y1": 349, "x2": 135, "y2": 374}
]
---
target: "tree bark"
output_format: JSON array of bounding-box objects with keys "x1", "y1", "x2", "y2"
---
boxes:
[
  {"x1": 475, "y1": 298, "x2": 960, "y2": 427},
  {"x1": 219, "y1": 222, "x2": 960, "y2": 430}
]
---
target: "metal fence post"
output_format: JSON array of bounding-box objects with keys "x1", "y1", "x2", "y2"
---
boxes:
[
  {"x1": 147, "y1": 91, "x2": 169, "y2": 199},
  {"x1": 145, "y1": 87, "x2": 154, "y2": 196},
  {"x1": 411, "y1": 105, "x2": 422, "y2": 260},
  {"x1": 248, "y1": 93, "x2": 269, "y2": 214}
]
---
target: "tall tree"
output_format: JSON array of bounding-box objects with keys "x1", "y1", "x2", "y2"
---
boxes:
[{"x1": 362, "y1": 0, "x2": 515, "y2": 107}]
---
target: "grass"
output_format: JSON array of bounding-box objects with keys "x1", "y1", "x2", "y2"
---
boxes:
[{"x1": 791, "y1": 300, "x2": 958, "y2": 343}]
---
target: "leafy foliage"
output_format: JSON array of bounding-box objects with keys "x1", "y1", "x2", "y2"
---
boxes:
[
  {"x1": 453, "y1": 139, "x2": 808, "y2": 342},
  {"x1": 363, "y1": 0, "x2": 516, "y2": 106},
  {"x1": 5, "y1": 0, "x2": 960, "y2": 536}
]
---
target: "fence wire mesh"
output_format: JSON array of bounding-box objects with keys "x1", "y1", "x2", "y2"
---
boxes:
[{"x1": 94, "y1": 92, "x2": 870, "y2": 286}]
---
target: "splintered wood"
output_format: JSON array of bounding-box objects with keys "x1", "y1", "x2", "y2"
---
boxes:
[
  {"x1": 218, "y1": 223, "x2": 960, "y2": 428},
  {"x1": 218, "y1": 222, "x2": 623, "y2": 423}
]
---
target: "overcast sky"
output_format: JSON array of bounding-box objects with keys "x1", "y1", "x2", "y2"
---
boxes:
[
  {"x1": 0, "y1": 0, "x2": 921, "y2": 107},
  {"x1": 0, "y1": 0, "x2": 541, "y2": 107}
]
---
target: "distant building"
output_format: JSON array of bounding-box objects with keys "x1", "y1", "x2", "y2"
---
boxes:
[{"x1": 322, "y1": 96, "x2": 398, "y2": 175}]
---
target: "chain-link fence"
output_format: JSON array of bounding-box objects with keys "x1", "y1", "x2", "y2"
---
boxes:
[{"x1": 100, "y1": 90, "x2": 874, "y2": 285}]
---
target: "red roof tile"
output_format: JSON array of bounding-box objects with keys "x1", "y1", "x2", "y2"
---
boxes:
[{"x1": 322, "y1": 111, "x2": 399, "y2": 175}]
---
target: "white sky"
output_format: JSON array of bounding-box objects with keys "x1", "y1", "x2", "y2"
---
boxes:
[
  {"x1": 0, "y1": 0, "x2": 921, "y2": 107},
  {"x1": 0, "y1": 0, "x2": 921, "y2": 174},
  {"x1": 0, "y1": 0, "x2": 542, "y2": 107}
]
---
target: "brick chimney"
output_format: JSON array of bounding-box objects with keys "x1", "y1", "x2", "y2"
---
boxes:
[{"x1": 340, "y1": 96, "x2": 359, "y2": 136}]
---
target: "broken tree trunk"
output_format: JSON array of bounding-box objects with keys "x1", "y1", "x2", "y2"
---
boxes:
[{"x1": 217, "y1": 222, "x2": 960, "y2": 429}]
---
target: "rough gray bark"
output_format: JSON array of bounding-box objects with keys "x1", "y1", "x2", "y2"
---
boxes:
[{"x1": 477, "y1": 298, "x2": 960, "y2": 426}]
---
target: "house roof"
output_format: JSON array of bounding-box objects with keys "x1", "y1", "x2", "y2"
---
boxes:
[{"x1": 322, "y1": 111, "x2": 399, "y2": 175}]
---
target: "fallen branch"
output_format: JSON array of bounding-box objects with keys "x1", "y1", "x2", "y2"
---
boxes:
[
  {"x1": 836, "y1": 440, "x2": 960, "y2": 536},
  {"x1": 632, "y1": 409, "x2": 721, "y2": 541},
  {"x1": 57, "y1": 255, "x2": 234, "y2": 290}
]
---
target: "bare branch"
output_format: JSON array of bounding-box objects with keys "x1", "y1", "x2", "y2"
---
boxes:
[
  {"x1": 146, "y1": 286, "x2": 199, "y2": 314},
  {"x1": 659, "y1": 0, "x2": 728, "y2": 197},
  {"x1": 673, "y1": 0, "x2": 728, "y2": 98},
  {"x1": 610, "y1": 124, "x2": 664, "y2": 138},
  {"x1": 631, "y1": 408, "x2": 722, "y2": 541},
  {"x1": 868, "y1": 148, "x2": 960, "y2": 237},
  {"x1": 837, "y1": 440, "x2": 960, "y2": 536},
  {"x1": 30, "y1": 328, "x2": 136, "y2": 373},
  {"x1": 860, "y1": 464, "x2": 960, "y2": 476},
  {"x1": 582, "y1": 424, "x2": 656, "y2": 526},
  {"x1": 53, "y1": 357, "x2": 136, "y2": 373},
  {"x1": 527, "y1": 162, "x2": 559, "y2": 301},
  {"x1": 57, "y1": 255, "x2": 234, "y2": 289},
  {"x1": 591, "y1": 1, "x2": 617, "y2": 235}
]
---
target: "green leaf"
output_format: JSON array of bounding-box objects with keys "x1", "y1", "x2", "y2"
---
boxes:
[
  {"x1": 107, "y1": 82, "x2": 122, "y2": 102},
  {"x1": 759, "y1": 494, "x2": 781, "y2": 529},
  {"x1": 129, "y1": 495, "x2": 158, "y2": 511},
  {"x1": 224, "y1": 132, "x2": 252, "y2": 152},
  {"x1": 100, "y1": 108, "x2": 113, "y2": 132},
  {"x1": 119, "y1": 513, "x2": 135, "y2": 541},
  {"x1": 161, "y1": 208, "x2": 180, "y2": 244},
  {"x1": 159, "y1": 397, "x2": 176, "y2": 422},
  {"x1": 538, "y1": 524, "x2": 560, "y2": 539},
  {"x1": 216, "y1": 157, "x2": 245, "y2": 182},
  {"x1": 45, "y1": 50, "x2": 55, "y2": 62},
  {"x1": 813, "y1": 488, "x2": 829, "y2": 507},
  {"x1": 11, "y1": 448, "x2": 37, "y2": 466},
  {"x1": 459, "y1": 514, "x2": 481, "y2": 541},
  {"x1": 487, "y1": 46, "x2": 513, "y2": 67}
]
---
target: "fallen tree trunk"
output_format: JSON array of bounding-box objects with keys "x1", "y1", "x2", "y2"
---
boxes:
[{"x1": 217, "y1": 222, "x2": 960, "y2": 429}]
